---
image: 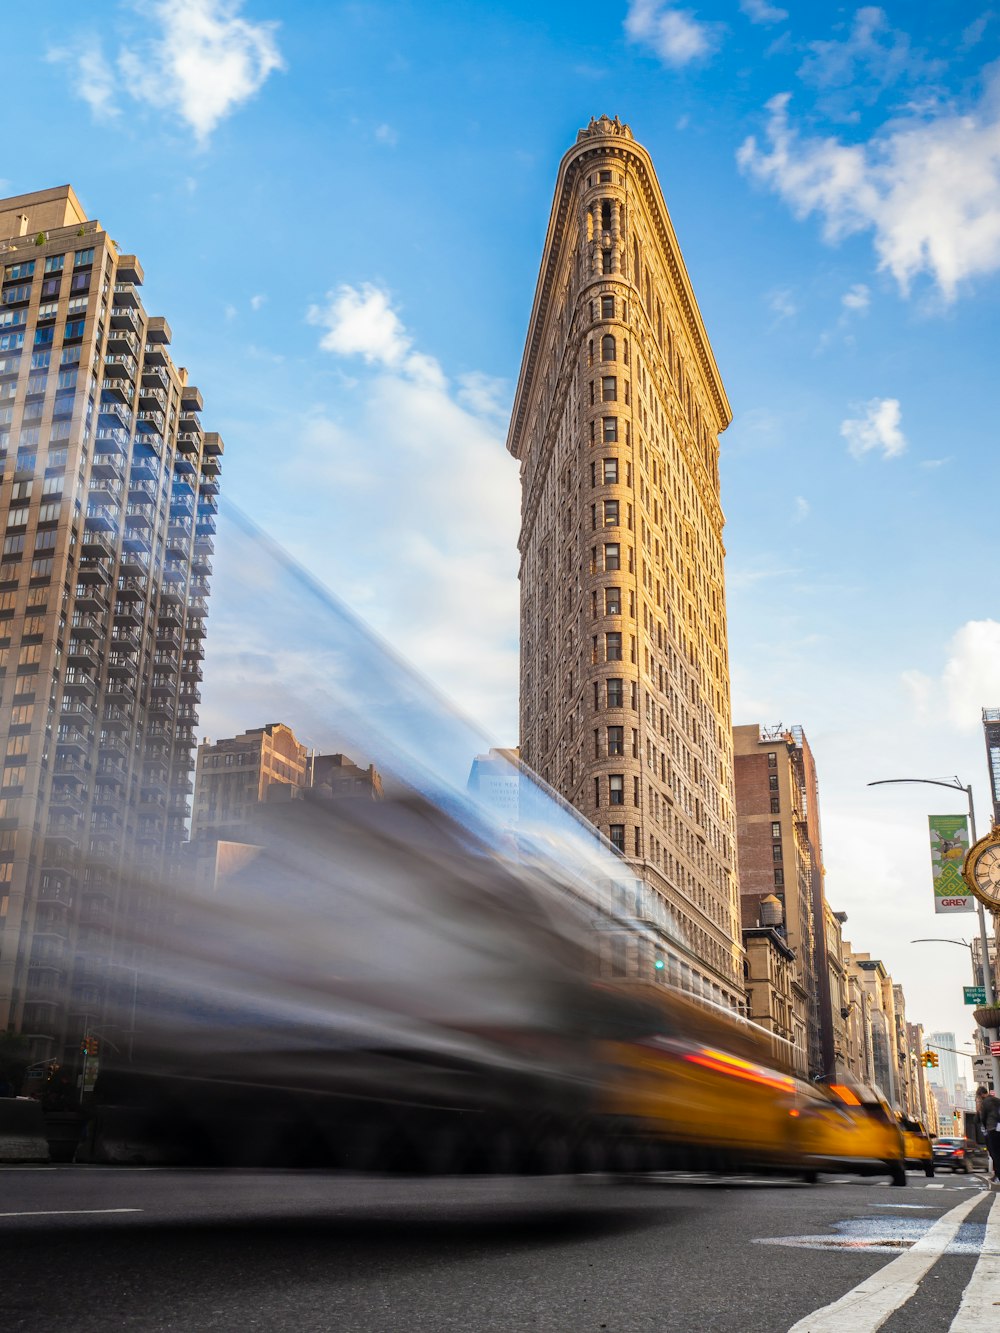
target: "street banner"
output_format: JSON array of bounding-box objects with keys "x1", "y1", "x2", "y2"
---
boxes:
[{"x1": 929, "y1": 814, "x2": 975, "y2": 913}]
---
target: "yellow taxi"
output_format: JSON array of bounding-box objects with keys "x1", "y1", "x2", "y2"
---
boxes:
[{"x1": 898, "y1": 1115, "x2": 934, "y2": 1177}]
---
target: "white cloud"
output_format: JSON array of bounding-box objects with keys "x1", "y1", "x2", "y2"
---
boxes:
[
  {"x1": 624, "y1": 0, "x2": 721, "y2": 67},
  {"x1": 840, "y1": 397, "x2": 906, "y2": 459},
  {"x1": 904, "y1": 621, "x2": 1000, "y2": 733},
  {"x1": 299, "y1": 284, "x2": 519, "y2": 735},
  {"x1": 48, "y1": 39, "x2": 120, "y2": 121},
  {"x1": 307, "y1": 284, "x2": 413, "y2": 368},
  {"x1": 793, "y1": 495, "x2": 810, "y2": 522},
  {"x1": 738, "y1": 73, "x2": 1000, "y2": 300},
  {"x1": 374, "y1": 123, "x2": 398, "y2": 146},
  {"x1": 740, "y1": 0, "x2": 787, "y2": 25},
  {"x1": 842, "y1": 282, "x2": 870, "y2": 311},
  {"x1": 942, "y1": 621, "x2": 1000, "y2": 730},
  {"x1": 56, "y1": 1, "x2": 283, "y2": 143},
  {"x1": 250, "y1": 293, "x2": 266, "y2": 310}
]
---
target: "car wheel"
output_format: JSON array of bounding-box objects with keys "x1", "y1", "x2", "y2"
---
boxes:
[
  {"x1": 924, "y1": 1164, "x2": 934, "y2": 1178},
  {"x1": 890, "y1": 1161, "x2": 907, "y2": 1187}
]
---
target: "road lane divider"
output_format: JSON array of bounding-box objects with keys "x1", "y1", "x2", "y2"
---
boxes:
[
  {"x1": 0, "y1": 1208, "x2": 144, "y2": 1218},
  {"x1": 787, "y1": 1191, "x2": 984, "y2": 1333},
  {"x1": 949, "y1": 1194, "x2": 999, "y2": 1330}
]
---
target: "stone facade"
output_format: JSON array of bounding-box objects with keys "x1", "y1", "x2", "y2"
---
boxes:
[
  {"x1": 506, "y1": 116, "x2": 742, "y2": 1008},
  {"x1": 733, "y1": 723, "x2": 833, "y2": 1077}
]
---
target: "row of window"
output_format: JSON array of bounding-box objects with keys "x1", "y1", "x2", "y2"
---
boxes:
[{"x1": 2, "y1": 249, "x2": 94, "y2": 284}]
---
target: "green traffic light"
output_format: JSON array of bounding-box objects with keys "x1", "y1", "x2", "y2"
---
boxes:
[{"x1": 654, "y1": 958, "x2": 664, "y2": 970}]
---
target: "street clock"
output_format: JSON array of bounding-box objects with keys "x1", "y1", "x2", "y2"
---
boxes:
[{"x1": 962, "y1": 829, "x2": 1000, "y2": 911}]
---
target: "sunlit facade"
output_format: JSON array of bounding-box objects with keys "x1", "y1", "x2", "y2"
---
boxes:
[
  {"x1": 507, "y1": 117, "x2": 743, "y2": 1008},
  {"x1": 0, "y1": 186, "x2": 222, "y2": 1059}
]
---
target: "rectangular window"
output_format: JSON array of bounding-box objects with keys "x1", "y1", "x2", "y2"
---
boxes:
[
  {"x1": 605, "y1": 587, "x2": 621, "y2": 615},
  {"x1": 609, "y1": 774, "x2": 625, "y2": 805},
  {"x1": 604, "y1": 543, "x2": 620, "y2": 571},
  {"x1": 768, "y1": 774, "x2": 779, "y2": 791},
  {"x1": 4, "y1": 262, "x2": 35, "y2": 280},
  {"x1": 44, "y1": 255, "x2": 65, "y2": 274},
  {"x1": 607, "y1": 726, "x2": 624, "y2": 756},
  {"x1": 603, "y1": 457, "x2": 618, "y2": 484},
  {"x1": 601, "y1": 250, "x2": 612, "y2": 274},
  {"x1": 609, "y1": 824, "x2": 625, "y2": 852},
  {"x1": 606, "y1": 632, "x2": 622, "y2": 661},
  {"x1": 607, "y1": 678, "x2": 624, "y2": 708},
  {"x1": 64, "y1": 319, "x2": 85, "y2": 340},
  {"x1": 601, "y1": 296, "x2": 614, "y2": 319},
  {"x1": 17, "y1": 644, "x2": 41, "y2": 666},
  {"x1": 603, "y1": 500, "x2": 619, "y2": 527},
  {"x1": 770, "y1": 796, "x2": 780, "y2": 814},
  {"x1": 767, "y1": 752, "x2": 777, "y2": 767},
  {"x1": 601, "y1": 376, "x2": 617, "y2": 402},
  {"x1": 34, "y1": 327, "x2": 54, "y2": 346},
  {"x1": 772, "y1": 844, "x2": 783, "y2": 863},
  {"x1": 74, "y1": 249, "x2": 95, "y2": 268},
  {"x1": 2, "y1": 535, "x2": 25, "y2": 557},
  {"x1": 771, "y1": 821, "x2": 781, "y2": 839},
  {"x1": 30, "y1": 350, "x2": 51, "y2": 371},
  {"x1": 602, "y1": 417, "x2": 617, "y2": 443},
  {"x1": 773, "y1": 869, "x2": 784, "y2": 888}
]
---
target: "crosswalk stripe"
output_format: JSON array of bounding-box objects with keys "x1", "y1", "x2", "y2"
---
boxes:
[
  {"x1": 787, "y1": 1191, "x2": 984, "y2": 1332},
  {"x1": 949, "y1": 1194, "x2": 1000, "y2": 1331}
]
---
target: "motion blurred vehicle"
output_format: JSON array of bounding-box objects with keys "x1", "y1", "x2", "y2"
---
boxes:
[
  {"x1": 899, "y1": 1115, "x2": 934, "y2": 1176},
  {"x1": 792, "y1": 1078, "x2": 906, "y2": 1186},
  {"x1": 932, "y1": 1136, "x2": 970, "y2": 1173}
]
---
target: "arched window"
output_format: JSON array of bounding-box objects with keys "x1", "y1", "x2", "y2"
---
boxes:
[
  {"x1": 601, "y1": 334, "x2": 616, "y2": 362},
  {"x1": 588, "y1": 339, "x2": 594, "y2": 366}
]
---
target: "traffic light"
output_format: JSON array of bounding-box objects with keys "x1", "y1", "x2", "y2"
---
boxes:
[
  {"x1": 922, "y1": 1051, "x2": 939, "y2": 1068},
  {"x1": 654, "y1": 957, "x2": 665, "y2": 973},
  {"x1": 79, "y1": 1037, "x2": 98, "y2": 1057}
]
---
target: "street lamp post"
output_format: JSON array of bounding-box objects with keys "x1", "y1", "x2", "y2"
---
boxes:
[{"x1": 869, "y1": 775, "x2": 1000, "y2": 1092}]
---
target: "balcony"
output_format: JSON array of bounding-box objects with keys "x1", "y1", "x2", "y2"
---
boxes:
[
  {"x1": 54, "y1": 751, "x2": 89, "y2": 780},
  {"x1": 96, "y1": 756, "x2": 127, "y2": 786},
  {"x1": 70, "y1": 612, "x2": 105, "y2": 638},
  {"x1": 99, "y1": 399, "x2": 133, "y2": 431},
  {"x1": 90, "y1": 813, "x2": 123, "y2": 837},
  {"x1": 92, "y1": 784, "x2": 124, "y2": 811},
  {"x1": 67, "y1": 640, "x2": 100, "y2": 671},
  {"x1": 174, "y1": 454, "x2": 197, "y2": 477},
  {"x1": 119, "y1": 549, "x2": 150, "y2": 578},
  {"x1": 63, "y1": 668, "x2": 98, "y2": 696},
  {"x1": 98, "y1": 728, "x2": 130, "y2": 753},
  {"x1": 113, "y1": 281, "x2": 140, "y2": 308},
  {"x1": 112, "y1": 603, "x2": 143, "y2": 631},
  {"x1": 105, "y1": 680, "x2": 136, "y2": 709},
  {"x1": 115, "y1": 575, "x2": 147, "y2": 600},
  {"x1": 48, "y1": 786, "x2": 83, "y2": 818},
  {"x1": 148, "y1": 697, "x2": 175, "y2": 721},
  {"x1": 60, "y1": 699, "x2": 95, "y2": 728},
  {"x1": 141, "y1": 362, "x2": 169, "y2": 389},
  {"x1": 187, "y1": 597, "x2": 209, "y2": 618},
  {"x1": 110, "y1": 626, "x2": 141, "y2": 653},
  {"x1": 103, "y1": 352, "x2": 137, "y2": 380},
  {"x1": 130, "y1": 450, "x2": 159, "y2": 481},
  {"x1": 125, "y1": 506, "x2": 152, "y2": 531},
  {"x1": 111, "y1": 303, "x2": 141, "y2": 334},
  {"x1": 55, "y1": 728, "x2": 90, "y2": 754},
  {"x1": 176, "y1": 430, "x2": 202, "y2": 454},
  {"x1": 95, "y1": 426, "x2": 131, "y2": 456},
  {"x1": 48, "y1": 812, "x2": 84, "y2": 842},
  {"x1": 107, "y1": 326, "x2": 140, "y2": 356},
  {"x1": 129, "y1": 478, "x2": 158, "y2": 504},
  {"x1": 137, "y1": 407, "x2": 165, "y2": 432},
  {"x1": 155, "y1": 626, "x2": 181, "y2": 650},
  {"x1": 81, "y1": 529, "x2": 117, "y2": 562},
  {"x1": 91, "y1": 453, "x2": 126, "y2": 485}
]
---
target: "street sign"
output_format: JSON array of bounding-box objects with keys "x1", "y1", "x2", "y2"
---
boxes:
[
  {"x1": 964, "y1": 985, "x2": 988, "y2": 1004},
  {"x1": 991, "y1": 1041, "x2": 1000, "y2": 1056}
]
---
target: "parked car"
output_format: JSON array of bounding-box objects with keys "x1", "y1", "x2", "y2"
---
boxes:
[{"x1": 932, "y1": 1135, "x2": 969, "y2": 1173}]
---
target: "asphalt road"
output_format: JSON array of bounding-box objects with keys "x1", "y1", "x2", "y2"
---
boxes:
[{"x1": 2, "y1": 1166, "x2": 997, "y2": 1332}]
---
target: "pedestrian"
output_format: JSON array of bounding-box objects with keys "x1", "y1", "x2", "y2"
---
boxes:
[{"x1": 975, "y1": 1085, "x2": 1000, "y2": 1183}]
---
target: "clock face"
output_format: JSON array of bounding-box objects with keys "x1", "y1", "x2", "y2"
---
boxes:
[{"x1": 971, "y1": 844, "x2": 1000, "y2": 906}]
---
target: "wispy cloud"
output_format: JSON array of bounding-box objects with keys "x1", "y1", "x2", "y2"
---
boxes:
[
  {"x1": 624, "y1": 1, "x2": 722, "y2": 68},
  {"x1": 904, "y1": 620, "x2": 1000, "y2": 731},
  {"x1": 842, "y1": 282, "x2": 870, "y2": 312},
  {"x1": 738, "y1": 70, "x2": 1000, "y2": 300},
  {"x1": 374, "y1": 123, "x2": 398, "y2": 146},
  {"x1": 793, "y1": 495, "x2": 810, "y2": 522},
  {"x1": 797, "y1": 6, "x2": 932, "y2": 105},
  {"x1": 841, "y1": 397, "x2": 906, "y2": 460},
  {"x1": 767, "y1": 287, "x2": 798, "y2": 324},
  {"x1": 51, "y1": 1, "x2": 283, "y2": 144},
  {"x1": 740, "y1": 0, "x2": 787, "y2": 25}
]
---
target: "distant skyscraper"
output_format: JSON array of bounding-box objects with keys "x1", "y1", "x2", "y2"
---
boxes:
[
  {"x1": 506, "y1": 115, "x2": 742, "y2": 1008},
  {"x1": 982, "y1": 708, "x2": 1000, "y2": 828},
  {"x1": 0, "y1": 187, "x2": 222, "y2": 1060},
  {"x1": 928, "y1": 1031, "x2": 960, "y2": 1104}
]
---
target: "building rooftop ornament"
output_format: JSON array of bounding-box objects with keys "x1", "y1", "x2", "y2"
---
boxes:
[{"x1": 577, "y1": 114, "x2": 633, "y2": 142}]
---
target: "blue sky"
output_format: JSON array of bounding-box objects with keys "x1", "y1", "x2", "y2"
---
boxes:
[{"x1": 7, "y1": 0, "x2": 1000, "y2": 1056}]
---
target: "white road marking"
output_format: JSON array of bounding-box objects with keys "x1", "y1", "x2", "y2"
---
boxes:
[
  {"x1": 949, "y1": 1195, "x2": 1000, "y2": 1330},
  {"x1": 0, "y1": 1208, "x2": 144, "y2": 1218},
  {"x1": 787, "y1": 1191, "x2": 984, "y2": 1332},
  {"x1": 927, "y1": 1183, "x2": 944, "y2": 1189}
]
